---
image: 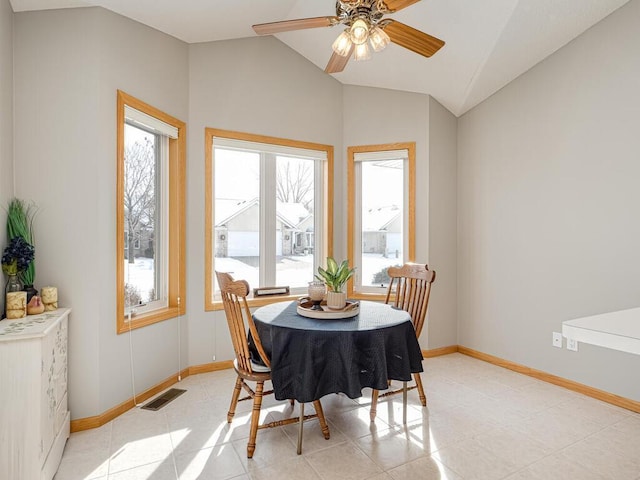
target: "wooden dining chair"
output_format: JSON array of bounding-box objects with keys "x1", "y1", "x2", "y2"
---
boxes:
[
  {"x1": 370, "y1": 263, "x2": 436, "y2": 422},
  {"x1": 215, "y1": 271, "x2": 330, "y2": 458}
]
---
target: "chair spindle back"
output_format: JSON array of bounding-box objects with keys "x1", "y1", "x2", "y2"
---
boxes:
[
  {"x1": 216, "y1": 271, "x2": 270, "y2": 372},
  {"x1": 384, "y1": 263, "x2": 436, "y2": 337}
]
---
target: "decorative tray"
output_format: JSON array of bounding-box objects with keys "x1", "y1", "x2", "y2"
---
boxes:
[{"x1": 296, "y1": 299, "x2": 360, "y2": 319}]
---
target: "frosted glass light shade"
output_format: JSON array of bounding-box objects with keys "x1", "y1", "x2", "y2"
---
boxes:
[
  {"x1": 332, "y1": 30, "x2": 353, "y2": 57},
  {"x1": 369, "y1": 27, "x2": 390, "y2": 52},
  {"x1": 353, "y1": 42, "x2": 371, "y2": 61},
  {"x1": 350, "y1": 18, "x2": 369, "y2": 45}
]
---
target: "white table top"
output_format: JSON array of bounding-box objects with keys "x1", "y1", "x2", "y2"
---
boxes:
[{"x1": 562, "y1": 306, "x2": 640, "y2": 356}]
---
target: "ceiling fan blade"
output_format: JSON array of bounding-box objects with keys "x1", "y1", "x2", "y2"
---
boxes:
[
  {"x1": 253, "y1": 16, "x2": 337, "y2": 35},
  {"x1": 382, "y1": 0, "x2": 421, "y2": 12},
  {"x1": 325, "y1": 45, "x2": 354, "y2": 74},
  {"x1": 383, "y1": 20, "x2": 445, "y2": 57}
]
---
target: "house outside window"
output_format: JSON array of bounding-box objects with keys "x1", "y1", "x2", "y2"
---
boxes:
[{"x1": 205, "y1": 129, "x2": 333, "y2": 309}]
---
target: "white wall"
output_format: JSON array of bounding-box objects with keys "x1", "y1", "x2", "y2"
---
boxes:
[
  {"x1": 0, "y1": 0, "x2": 13, "y2": 317},
  {"x1": 458, "y1": 0, "x2": 640, "y2": 400},
  {"x1": 13, "y1": 7, "x2": 189, "y2": 418},
  {"x1": 343, "y1": 86, "x2": 430, "y2": 261},
  {"x1": 343, "y1": 87, "x2": 458, "y2": 348},
  {"x1": 428, "y1": 97, "x2": 457, "y2": 348},
  {"x1": 187, "y1": 37, "x2": 344, "y2": 367}
]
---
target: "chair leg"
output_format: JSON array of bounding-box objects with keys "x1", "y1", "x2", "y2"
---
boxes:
[
  {"x1": 402, "y1": 381, "x2": 408, "y2": 424},
  {"x1": 297, "y1": 402, "x2": 304, "y2": 455},
  {"x1": 227, "y1": 376, "x2": 243, "y2": 423},
  {"x1": 312, "y1": 400, "x2": 331, "y2": 440},
  {"x1": 370, "y1": 389, "x2": 379, "y2": 422},
  {"x1": 414, "y1": 372, "x2": 427, "y2": 407},
  {"x1": 247, "y1": 381, "x2": 264, "y2": 458}
]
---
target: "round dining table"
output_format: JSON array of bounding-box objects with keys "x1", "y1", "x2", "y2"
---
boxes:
[{"x1": 253, "y1": 300, "x2": 424, "y2": 403}]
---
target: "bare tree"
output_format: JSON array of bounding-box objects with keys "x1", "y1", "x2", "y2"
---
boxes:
[
  {"x1": 276, "y1": 159, "x2": 314, "y2": 211},
  {"x1": 124, "y1": 136, "x2": 155, "y2": 264}
]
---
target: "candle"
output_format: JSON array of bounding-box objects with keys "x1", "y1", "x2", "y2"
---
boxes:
[
  {"x1": 6, "y1": 291, "x2": 27, "y2": 319},
  {"x1": 41, "y1": 286, "x2": 58, "y2": 311},
  {"x1": 308, "y1": 281, "x2": 326, "y2": 302}
]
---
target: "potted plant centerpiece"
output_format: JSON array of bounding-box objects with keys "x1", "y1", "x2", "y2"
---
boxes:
[{"x1": 315, "y1": 257, "x2": 355, "y2": 310}]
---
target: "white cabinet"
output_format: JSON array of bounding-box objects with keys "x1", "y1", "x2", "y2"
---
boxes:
[{"x1": 0, "y1": 308, "x2": 71, "y2": 480}]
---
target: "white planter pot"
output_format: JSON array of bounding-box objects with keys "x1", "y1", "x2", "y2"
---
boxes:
[{"x1": 326, "y1": 291, "x2": 347, "y2": 310}]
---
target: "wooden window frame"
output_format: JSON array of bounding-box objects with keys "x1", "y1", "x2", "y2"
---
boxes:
[
  {"x1": 116, "y1": 90, "x2": 186, "y2": 333},
  {"x1": 204, "y1": 128, "x2": 334, "y2": 311},
  {"x1": 347, "y1": 142, "x2": 416, "y2": 300}
]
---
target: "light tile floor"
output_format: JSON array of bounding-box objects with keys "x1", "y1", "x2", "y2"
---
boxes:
[{"x1": 54, "y1": 353, "x2": 640, "y2": 480}]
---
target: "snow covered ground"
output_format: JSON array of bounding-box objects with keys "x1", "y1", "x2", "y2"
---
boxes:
[
  {"x1": 124, "y1": 257, "x2": 156, "y2": 303},
  {"x1": 124, "y1": 253, "x2": 403, "y2": 301}
]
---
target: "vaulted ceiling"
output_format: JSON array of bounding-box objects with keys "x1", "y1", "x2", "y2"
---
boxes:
[{"x1": 9, "y1": 0, "x2": 631, "y2": 116}]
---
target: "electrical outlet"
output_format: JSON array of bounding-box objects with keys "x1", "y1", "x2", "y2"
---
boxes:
[
  {"x1": 552, "y1": 332, "x2": 563, "y2": 348},
  {"x1": 212, "y1": 355, "x2": 216, "y2": 361},
  {"x1": 567, "y1": 338, "x2": 578, "y2": 351}
]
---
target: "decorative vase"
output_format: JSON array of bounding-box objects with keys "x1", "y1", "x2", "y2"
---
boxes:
[
  {"x1": 308, "y1": 281, "x2": 326, "y2": 310},
  {"x1": 22, "y1": 284, "x2": 38, "y2": 304},
  {"x1": 5, "y1": 273, "x2": 23, "y2": 295},
  {"x1": 326, "y1": 291, "x2": 347, "y2": 310}
]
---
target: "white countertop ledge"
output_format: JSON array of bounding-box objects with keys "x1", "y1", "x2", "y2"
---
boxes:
[{"x1": 562, "y1": 306, "x2": 640, "y2": 356}]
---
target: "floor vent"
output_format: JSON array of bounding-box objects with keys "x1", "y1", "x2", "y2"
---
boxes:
[{"x1": 141, "y1": 388, "x2": 186, "y2": 411}]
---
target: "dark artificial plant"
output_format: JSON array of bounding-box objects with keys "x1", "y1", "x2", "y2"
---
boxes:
[{"x1": 1, "y1": 236, "x2": 35, "y2": 277}]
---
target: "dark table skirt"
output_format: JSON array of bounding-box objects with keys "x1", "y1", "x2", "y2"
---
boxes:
[{"x1": 254, "y1": 301, "x2": 424, "y2": 402}]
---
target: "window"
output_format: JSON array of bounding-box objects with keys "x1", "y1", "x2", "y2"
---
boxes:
[
  {"x1": 116, "y1": 91, "x2": 186, "y2": 333},
  {"x1": 347, "y1": 143, "x2": 415, "y2": 298},
  {"x1": 205, "y1": 128, "x2": 333, "y2": 310}
]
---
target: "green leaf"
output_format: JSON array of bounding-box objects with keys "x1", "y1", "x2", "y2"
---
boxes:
[{"x1": 327, "y1": 257, "x2": 338, "y2": 275}]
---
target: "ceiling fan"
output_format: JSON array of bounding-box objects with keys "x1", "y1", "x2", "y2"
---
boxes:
[{"x1": 252, "y1": 0, "x2": 445, "y2": 74}]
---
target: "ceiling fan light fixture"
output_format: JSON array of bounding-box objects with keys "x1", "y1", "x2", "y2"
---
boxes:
[
  {"x1": 369, "y1": 26, "x2": 390, "y2": 52},
  {"x1": 350, "y1": 18, "x2": 369, "y2": 45},
  {"x1": 332, "y1": 30, "x2": 353, "y2": 57},
  {"x1": 252, "y1": 0, "x2": 445, "y2": 74},
  {"x1": 353, "y1": 41, "x2": 371, "y2": 61}
]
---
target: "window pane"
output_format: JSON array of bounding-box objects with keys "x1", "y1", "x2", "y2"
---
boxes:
[
  {"x1": 275, "y1": 156, "x2": 315, "y2": 288},
  {"x1": 206, "y1": 129, "x2": 331, "y2": 309},
  {"x1": 214, "y1": 148, "x2": 260, "y2": 289},
  {"x1": 361, "y1": 159, "x2": 404, "y2": 287},
  {"x1": 124, "y1": 123, "x2": 159, "y2": 308}
]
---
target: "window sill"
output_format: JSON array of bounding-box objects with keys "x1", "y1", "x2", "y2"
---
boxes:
[
  {"x1": 117, "y1": 305, "x2": 185, "y2": 334},
  {"x1": 348, "y1": 292, "x2": 387, "y2": 302},
  {"x1": 207, "y1": 293, "x2": 308, "y2": 312}
]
